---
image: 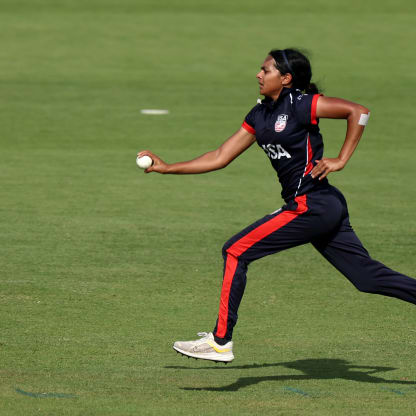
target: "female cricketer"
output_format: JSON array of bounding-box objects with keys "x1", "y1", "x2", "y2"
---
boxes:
[{"x1": 137, "y1": 49, "x2": 416, "y2": 363}]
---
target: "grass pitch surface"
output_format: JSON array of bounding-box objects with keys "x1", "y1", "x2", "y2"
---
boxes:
[{"x1": 1, "y1": 0, "x2": 415, "y2": 414}]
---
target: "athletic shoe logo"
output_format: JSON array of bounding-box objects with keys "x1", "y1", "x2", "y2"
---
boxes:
[{"x1": 275, "y1": 114, "x2": 288, "y2": 132}]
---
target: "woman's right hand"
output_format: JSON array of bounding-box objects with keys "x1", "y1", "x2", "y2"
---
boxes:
[{"x1": 136, "y1": 150, "x2": 169, "y2": 174}]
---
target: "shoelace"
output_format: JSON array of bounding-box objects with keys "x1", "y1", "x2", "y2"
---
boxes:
[{"x1": 197, "y1": 332, "x2": 210, "y2": 338}]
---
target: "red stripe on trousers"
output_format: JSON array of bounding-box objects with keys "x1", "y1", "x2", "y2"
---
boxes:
[{"x1": 216, "y1": 195, "x2": 308, "y2": 338}]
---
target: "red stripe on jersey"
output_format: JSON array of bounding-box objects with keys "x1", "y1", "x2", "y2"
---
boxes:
[
  {"x1": 215, "y1": 195, "x2": 308, "y2": 338},
  {"x1": 304, "y1": 135, "x2": 314, "y2": 176},
  {"x1": 311, "y1": 94, "x2": 322, "y2": 125},
  {"x1": 242, "y1": 121, "x2": 256, "y2": 135}
]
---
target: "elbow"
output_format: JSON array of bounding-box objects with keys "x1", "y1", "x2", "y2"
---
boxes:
[
  {"x1": 212, "y1": 149, "x2": 231, "y2": 170},
  {"x1": 349, "y1": 105, "x2": 370, "y2": 127},
  {"x1": 221, "y1": 157, "x2": 233, "y2": 169},
  {"x1": 348, "y1": 104, "x2": 370, "y2": 122},
  {"x1": 212, "y1": 159, "x2": 230, "y2": 171},
  {"x1": 352, "y1": 104, "x2": 370, "y2": 116}
]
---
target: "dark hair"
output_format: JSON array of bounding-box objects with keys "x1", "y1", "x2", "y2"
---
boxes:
[{"x1": 268, "y1": 48, "x2": 320, "y2": 94}]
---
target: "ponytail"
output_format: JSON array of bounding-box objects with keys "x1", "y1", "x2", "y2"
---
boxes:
[{"x1": 305, "y1": 82, "x2": 320, "y2": 94}]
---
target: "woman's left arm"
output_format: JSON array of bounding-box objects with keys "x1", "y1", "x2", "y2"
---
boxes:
[{"x1": 310, "y1": 96, "x2": 370, "y2": 180}]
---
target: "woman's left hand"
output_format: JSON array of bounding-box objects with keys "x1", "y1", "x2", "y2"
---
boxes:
[{"x1": 310, "y1": 158, "x2": 346, "y2": 180}]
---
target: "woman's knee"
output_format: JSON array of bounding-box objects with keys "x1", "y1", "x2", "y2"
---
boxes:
[
  {"x1": 222, "y1": 240, "x2": 248, "y2": 263},
  {"x1": 222, "y1": 243, "x2": 240, "y2": 261},
  {"x1": 222, "y1": 241, "x2": 232, "y2": 259}
]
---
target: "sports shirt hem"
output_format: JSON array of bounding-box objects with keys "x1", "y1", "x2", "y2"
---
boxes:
[{"x1": 242, "y1": 121, "x2": 256, "y2": 135}]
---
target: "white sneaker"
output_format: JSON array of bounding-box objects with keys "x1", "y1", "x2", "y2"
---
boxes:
[{"x1": 173, "y1": 332, "x2": 234, "y2": 363}]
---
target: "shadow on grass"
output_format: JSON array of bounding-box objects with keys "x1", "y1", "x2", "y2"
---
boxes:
[{"x1": 166, "y1": 358, "x2": 416, "y2": 392}]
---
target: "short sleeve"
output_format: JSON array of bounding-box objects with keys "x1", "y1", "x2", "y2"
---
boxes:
[
  {"x1": 294, "y1": 93, "x2": 322, "y2": 126},
  {"x1": 241, "y1": 104, "x2": 260, "y2": 135}
]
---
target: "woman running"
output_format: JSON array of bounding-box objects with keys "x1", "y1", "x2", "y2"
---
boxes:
[{"x1": 137, "y1": 48, "x2": 416, "y2": 363}]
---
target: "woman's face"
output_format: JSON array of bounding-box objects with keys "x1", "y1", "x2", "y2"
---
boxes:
[{"x1": 256, "y1": 55, "x2": 292, "y2": 99}]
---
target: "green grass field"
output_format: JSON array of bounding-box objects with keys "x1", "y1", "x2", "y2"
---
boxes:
[{"x1": 1, "y1": 0, "x2": 416, "y2": 414}]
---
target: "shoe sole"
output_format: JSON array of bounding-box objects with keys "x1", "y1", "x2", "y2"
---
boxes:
[{"x1": 173, "y1": 345, "x2": 234, "y2": 363}]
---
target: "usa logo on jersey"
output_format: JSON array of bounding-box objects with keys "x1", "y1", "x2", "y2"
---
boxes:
[{"x1": 275, "y1": 114, "x2": 288, "y2": 132}]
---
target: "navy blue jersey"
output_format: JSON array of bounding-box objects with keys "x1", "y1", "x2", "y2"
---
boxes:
[{"x1": 242, "y1": 87, "x2": 329, "y2": 202}]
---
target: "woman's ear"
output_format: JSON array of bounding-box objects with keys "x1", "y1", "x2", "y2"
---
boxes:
[{"x1": 282, "y1": 72, "x2": 293, "y2": 86}]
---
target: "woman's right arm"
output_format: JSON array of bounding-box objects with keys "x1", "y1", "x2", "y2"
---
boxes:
[{"x1": 137, "y1": 126, "x2": 256, "y2": 174}]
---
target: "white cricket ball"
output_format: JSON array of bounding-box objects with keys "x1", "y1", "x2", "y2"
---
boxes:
[{"x1": 136, "y1": 155, "x2": 153, "y2": 169}]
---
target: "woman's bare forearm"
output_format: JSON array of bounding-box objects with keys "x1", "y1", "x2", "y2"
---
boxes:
[
  {"x1": 163, "y1": 148, "x2": 228, "y2": 174},
  {"x1": 311, "y1": 96, "x2": 370, "y2": 180},
  {"x1": 137, "y1": 127, "x2": 256, "y2": 174},
  {"x1": 337, "y1": 104, "x2": 369, "y2": 165}
]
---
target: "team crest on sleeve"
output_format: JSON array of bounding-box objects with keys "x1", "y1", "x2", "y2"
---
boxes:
[{"x1": 275, "y1": 114, "x2": 288, "y2": 132}]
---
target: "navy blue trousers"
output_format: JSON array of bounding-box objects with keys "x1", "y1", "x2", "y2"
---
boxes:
[{"x1": 213, "y1": 185, "x2": 416, "y2": 341}]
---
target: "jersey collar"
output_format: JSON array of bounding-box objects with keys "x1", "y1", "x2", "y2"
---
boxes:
[{"x1": 261, "y1": 87, "x2": 295, "y2": 109}]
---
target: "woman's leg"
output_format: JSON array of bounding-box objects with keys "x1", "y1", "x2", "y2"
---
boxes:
[
  {"x1": 312, "y1": 216, "x2": 416, "y2": 304},
  {"x1": 212, "y1": 193, "x2": 344, "y2": 342},
  {"x1": 173, "y1": 188, "x2": 345, "y2": 361},
  {"x1": 174, "y1": 198, "x2": 315, "y2": 363}
]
